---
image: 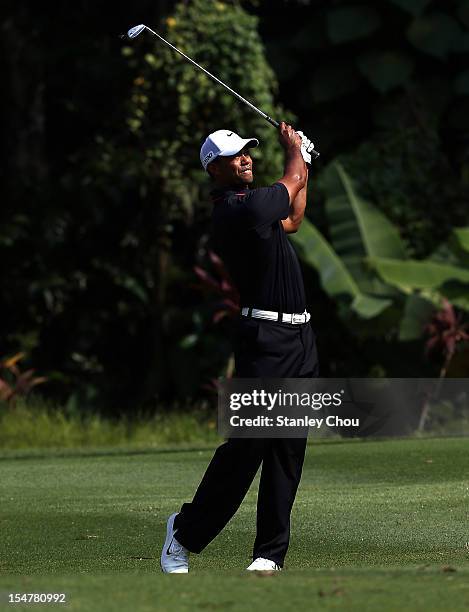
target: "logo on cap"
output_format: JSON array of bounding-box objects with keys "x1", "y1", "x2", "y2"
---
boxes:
[{"x1": 203, "y1": 151, "x2": 214, "y2": 165}]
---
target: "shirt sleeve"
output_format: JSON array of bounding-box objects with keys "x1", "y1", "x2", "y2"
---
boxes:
[{"x1": 239, "y1": 182, "x2": 290, "y2": 231}]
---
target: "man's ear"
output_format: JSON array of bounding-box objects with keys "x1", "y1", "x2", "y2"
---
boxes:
[{"x1": 207, "y1": 159, "x2": 220, "y2": 180}]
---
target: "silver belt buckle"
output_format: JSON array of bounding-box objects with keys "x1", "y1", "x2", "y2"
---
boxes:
[{"x1": 292, "y1": 313, "x2": 304, "y2": 324}]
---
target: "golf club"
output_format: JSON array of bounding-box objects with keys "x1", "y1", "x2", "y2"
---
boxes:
[{"x1": 123, "y1": 24, "x2": 320, "y2": 160}]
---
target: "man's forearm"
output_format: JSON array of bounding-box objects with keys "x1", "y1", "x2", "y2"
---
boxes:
[
  {"x1": 283, "y1": 147, "x2": 307, "y2": 186},
  {"x1": 282, "y1": 168, "x2": 308, "y2": 234}
]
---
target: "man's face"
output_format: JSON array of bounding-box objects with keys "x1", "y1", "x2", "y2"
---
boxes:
[{"x1": 209, "y1": 147, "x2": 254, "y2": 187}]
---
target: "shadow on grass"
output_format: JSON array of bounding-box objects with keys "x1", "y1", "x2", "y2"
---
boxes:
[
  {"x1": 0, "y1": 444, "x2": 220, "y2": 462},
  {"x1": 1, "y1": 433, "x2": 468, "y2": 463}
]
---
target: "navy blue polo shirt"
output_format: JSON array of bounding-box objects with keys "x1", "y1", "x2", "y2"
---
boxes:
[{"x1": 210, "y1": 182, "x2": 306, "y2": 313}]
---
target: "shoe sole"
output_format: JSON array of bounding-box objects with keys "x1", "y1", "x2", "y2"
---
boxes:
[
  {"x1": 246, "y1": 558, "x2": 282, "y2": 571},
  {"x1": 161, "y1": 512, "x2": 188, "y2": 573}
]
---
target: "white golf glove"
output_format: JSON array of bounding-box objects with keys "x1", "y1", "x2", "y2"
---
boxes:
[{"x1": 296, "y1": 131, "x2": 315, "y2": 165}]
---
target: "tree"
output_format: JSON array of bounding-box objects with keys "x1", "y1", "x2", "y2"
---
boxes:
[{"x1": 45, "y1": 0, "x2": 291, "y2": 410}]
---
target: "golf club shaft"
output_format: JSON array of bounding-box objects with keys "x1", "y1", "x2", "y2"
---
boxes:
[{"x1": 143, "y1": 26, "x2": 279, "y2": 128}]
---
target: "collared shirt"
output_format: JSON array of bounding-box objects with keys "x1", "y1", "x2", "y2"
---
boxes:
[{"x1": 210, "y1": 182, "x2": 306, "y2": 313}]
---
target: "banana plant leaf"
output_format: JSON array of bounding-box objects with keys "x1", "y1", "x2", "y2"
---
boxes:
[
  {"x1": 368, "y1": 257, "x2": 469, "y2": 289},
  {"x1": 330, "y1": 162, "x2": 407, "y2": 259},
  {"x1": 324, "y1": 163, "x2": 406, "y2": 296},
  {"x1": 427, "y1": 242, "x2": 463, "y2": 265},
  {"x1": 428, "y1": 227, "x2": 469, "y2": 267},
  {"x1": 439, "y1": 282, "x2": 469, "y2": 312},
  {"x1": 398, "y1": 294, "x2": 436, "y2": 341},
  {"x1": 454, "y1": 227, "x2": 469, "y2": 253},
  {"x1": 291, "y1": 217, "x2": 392, "y2": 319}
]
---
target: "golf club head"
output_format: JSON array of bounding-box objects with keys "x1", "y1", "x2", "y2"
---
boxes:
[{"x1": 127, "y1": 24, "x2": 146, "y2": 39}]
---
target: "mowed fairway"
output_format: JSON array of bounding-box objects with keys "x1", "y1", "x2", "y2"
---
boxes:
[{"x1": 1, "y1": 438, "x2": 469, "y2": 611}]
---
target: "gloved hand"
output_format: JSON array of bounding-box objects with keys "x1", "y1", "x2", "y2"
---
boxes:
[{"x1": 296, "y1": 131, "x2": 315, "y2": 165}]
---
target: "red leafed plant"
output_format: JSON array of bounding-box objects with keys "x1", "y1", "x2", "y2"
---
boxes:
[
  {"x1": 193, "y1": 250, "x2": 240, "y2": 393},
  {"x1": 0, "y1": 352, "x2": 47, "y2": 405},
  {"x1": 193, "y1": 250, "x2": 240, "y2": 323},
  {"x1": 424, "y1": 298, "x2": 469, "y2": 378},
  {"x1": 418, "y1": 299, "x2": 469, "y2": 431}
]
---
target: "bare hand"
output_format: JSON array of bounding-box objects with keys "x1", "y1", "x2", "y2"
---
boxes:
[{"x1": 278, "y1": 122, "x2": 302, "y2": 151}]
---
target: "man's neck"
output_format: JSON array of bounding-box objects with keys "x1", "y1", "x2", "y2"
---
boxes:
[{"x1": 213, "y1": 181, "x2": 249, "y2": 191}]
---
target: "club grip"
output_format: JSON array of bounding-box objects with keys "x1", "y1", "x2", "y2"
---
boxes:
[{"x1": 268, "y1": 117, "x2": 321, "y2": 159}]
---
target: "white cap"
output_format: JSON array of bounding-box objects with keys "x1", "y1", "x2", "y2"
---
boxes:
[{"x1": 200, "y1": 129, "x2": 259, "y2": 171}]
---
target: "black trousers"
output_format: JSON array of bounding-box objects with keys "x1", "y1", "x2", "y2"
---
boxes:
[{"x1": 174, "y1": 317, "x2": 319, "y2": 567}]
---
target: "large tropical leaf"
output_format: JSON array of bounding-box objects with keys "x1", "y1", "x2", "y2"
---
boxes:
[
  {"x1": 454, "y1": 227, "x2": 469, "y2": 253},
  {"x1": 291, "y1": 218, "x2": 392, "y2": 319},
  {"x1": 440, "y1": 282, "x2": 469, "y2": 312},
  {"x1": 333, "y1": 163, "x2": 407, "y2": 259},
  {"x1": 429, "y1": 228, "x2": 469, "y2": 268},
  {"x1": 368, "y1": 257, "x2": 469, "y2": 289},
  {"x1": 450, "y1": 227, "x2": 469, "y2": 267},
  {"x1": 399, "y1": 294, "x2": 436, "y2": 341},
  {"x1": 368, "y1": 257, "x2": 469, "y2": 313},
  {"x1": 323, "y1": 162, "x2": 406, "y2": 296},
  {"x1": 427, "y1": 242, "x2": 463, "y2": 265},
  {"x1": 392, "y1": 230, "x2": 469, "y2": 339}
]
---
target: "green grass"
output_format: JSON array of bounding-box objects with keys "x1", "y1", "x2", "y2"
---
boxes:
[
  {"x1": 1, "y1": 438, "x2": 469, "y2": 611},
  {"x1": 0, "y1": 400, "x2": 220, "y2": 449}
]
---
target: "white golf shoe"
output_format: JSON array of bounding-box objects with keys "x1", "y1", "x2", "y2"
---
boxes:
[
  {"x1": 160, "y1": 513, "x2": 189, "y2": 573},
  {"x1": 246, "y1": 557, "x2": 281, "y2": 571}
]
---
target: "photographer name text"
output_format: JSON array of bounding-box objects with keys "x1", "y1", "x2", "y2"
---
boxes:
[{"x1": 229, "y1": 415, "x2": 359, "y2": 428}]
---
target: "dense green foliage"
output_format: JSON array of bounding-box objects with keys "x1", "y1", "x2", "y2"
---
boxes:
[
  {"x1": 261, "y1": 0, "x2": 469, "y2": 378},
  {"x1": 294, "y1": 163, "x2": 469, "y2": 325},
  {"x1": 1, "y1": 0, "x2": 289, "y2": 412},
  {"x1": 1, "y1": 0, "x2": 468, "y2": 413}
]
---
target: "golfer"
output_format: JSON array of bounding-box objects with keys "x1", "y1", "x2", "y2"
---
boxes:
[{"x1": 161, "y1": 123, "x2": 318, "y2": 573}]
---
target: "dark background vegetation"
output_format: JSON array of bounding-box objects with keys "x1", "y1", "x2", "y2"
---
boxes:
[{"x1": 1, "y1": 0, "x2": 468, "y2": 416}]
